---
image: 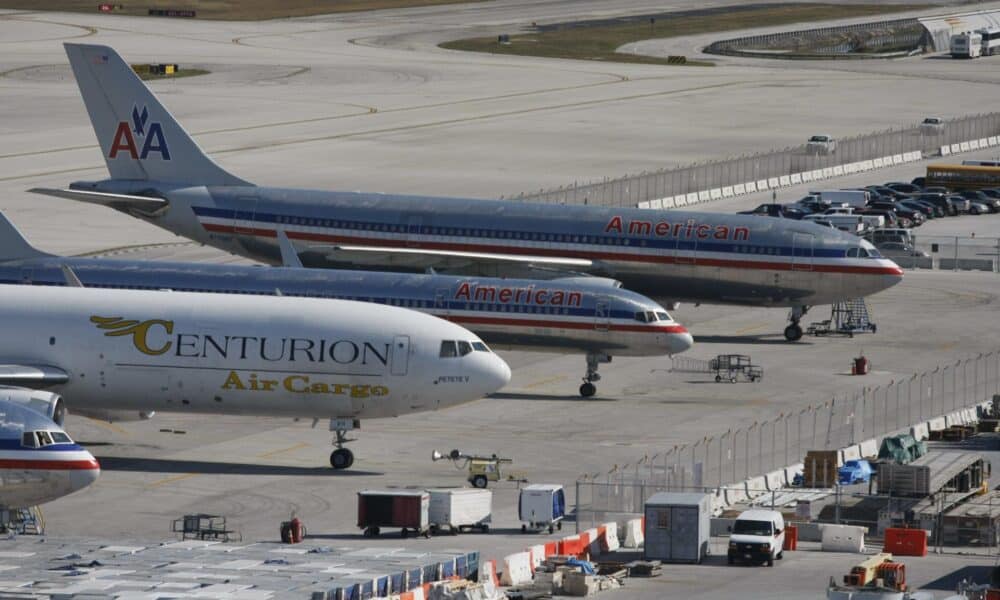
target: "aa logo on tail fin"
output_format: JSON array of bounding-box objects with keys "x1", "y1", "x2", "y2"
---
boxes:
[{"x1": 109, "y1": 104, "x2": 170, "y2": 160}]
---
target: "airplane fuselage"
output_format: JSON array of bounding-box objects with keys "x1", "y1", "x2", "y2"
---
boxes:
[
  {"x1": 0, "y1": 286, "x2": 509, "y2": 420},
  {"x1": 79, "y1": 181, "x2": 904, "y2": 308}
]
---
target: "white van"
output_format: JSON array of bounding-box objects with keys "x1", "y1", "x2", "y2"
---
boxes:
[{"x1": 727, "y1": 509, "x2": 785, "y2": 567}]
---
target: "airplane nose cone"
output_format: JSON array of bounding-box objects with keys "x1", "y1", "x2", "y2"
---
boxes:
[
  {"x1": 669, "y1": 329, "x2": 695, "y2": 355},
  {"x1": 70, "y1": 455, "x2": 100, "y2": 493},
  {"x1": 488, "y1": 357, "x2": 512, "y2": 392}
]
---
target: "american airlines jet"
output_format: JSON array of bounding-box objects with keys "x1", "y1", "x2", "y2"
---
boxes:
[
  {"x1": 0, "y1": 396, "x2": 99, "y2": 509},
  {"x1": 0, "y1": 285, "x2": 510, "y2": 468},
  {"x1": 0, "y1": 213, "x2": 691, "y2": 397},
  {"x1": 33, "y1": 44, "x2": 903, "y2": 342}
]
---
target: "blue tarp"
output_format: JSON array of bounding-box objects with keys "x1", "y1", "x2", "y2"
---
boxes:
[{"x1": 566, "y1": 557, "x2": 595, "y2": 575}]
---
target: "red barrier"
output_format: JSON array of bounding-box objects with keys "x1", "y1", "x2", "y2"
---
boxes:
[
  {"x1": 783, "y1": 525, "x2": 797, "y2": 551},
  {"x1": 544, "y1": 541, "x2": 558, "y2": 557},
  {"x1": 883, "y1": 528, "x2": 928, "y2": 557}
]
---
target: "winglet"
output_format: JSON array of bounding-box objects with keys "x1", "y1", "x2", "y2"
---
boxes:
[
  {"x1": 276, "y1": 229, "x2": 303, "y2": 268},
  {"x1": 0, "y1": 212, "x2": 51, "y2": 262}
]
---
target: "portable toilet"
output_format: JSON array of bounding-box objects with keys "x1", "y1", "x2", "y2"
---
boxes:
[
  {"x1": 518, "y1": 484, "x2": 565, "y2": 533},
  {"x1": 644, "y1": 492, "x2": 711, "y2": 563}
]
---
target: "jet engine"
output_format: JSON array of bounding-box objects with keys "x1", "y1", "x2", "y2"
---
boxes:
[{"x1": 0, "y1": 386, "x2": 67, "y2": 426}]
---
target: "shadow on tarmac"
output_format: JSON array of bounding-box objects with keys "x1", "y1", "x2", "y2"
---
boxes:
[
  {"x1": 94, "y1": 456, "x2": 380, "y2": 476},
  {"x1": 490, "y1": 393, "x2": 616, "y2": 402},
  {"x1": 694, "y1": 335, "x2": 807, "y2": 346}
]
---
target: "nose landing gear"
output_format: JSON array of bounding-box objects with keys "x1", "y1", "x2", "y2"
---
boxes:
[
  {"x1": 784, "y1": 305, "x2": 809, "y2": 342},
  {"x1": 329, "y1": 417, "x2": 359, "y2": 470},
  {"x1": 580, "y1": 352, "x2": 611, "y2": 397}
]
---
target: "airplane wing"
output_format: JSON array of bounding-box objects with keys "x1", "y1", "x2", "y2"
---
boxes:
[
  {"x1": 0, "y1": 365, "x2": 69, "y2": 388},
  {"x1": 315, "y1": 245, "x2": 593, "y2": 271},
  {"x1": 29, "y1": 188, "x2": 168, "y2": 216}
]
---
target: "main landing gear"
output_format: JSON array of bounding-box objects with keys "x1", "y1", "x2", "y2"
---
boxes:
[
  {"x1": 784, "y1": 305, "x2": 810, "y2": 342},
  {"x1": 580, "y1": 352, "x2": 611, "y2": 397},
  {"x1": 329, "y1": 417, "x2": 359, "y2": 470}
]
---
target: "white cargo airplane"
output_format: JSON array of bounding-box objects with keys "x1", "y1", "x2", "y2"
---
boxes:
[
  {"x1": 0, "y1": 396, "x2": 99, "y2": 509},
  {"x1": 0, "y1": 285, "x2": 511, "y2": 468}
]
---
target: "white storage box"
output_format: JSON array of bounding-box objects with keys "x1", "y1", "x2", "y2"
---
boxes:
[{"x1": 428, "y1": 488, "x2": 492, "y2": 533}]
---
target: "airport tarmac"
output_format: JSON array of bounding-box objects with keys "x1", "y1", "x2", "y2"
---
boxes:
[{"x1": 1, "y1": 2, "x2": 999, "y2": 597}]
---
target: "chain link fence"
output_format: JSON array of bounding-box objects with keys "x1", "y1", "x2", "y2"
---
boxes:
[
  {"x1": 508, "y1": 113, "x2": 1000, "y2": 208},
  {"x1": 575, "y1": 352, "x2": 1000, "y2": 530}
]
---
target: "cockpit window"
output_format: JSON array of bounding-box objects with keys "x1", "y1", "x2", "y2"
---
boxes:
[
  {"x1": 21, "y1": 430, "x2": 70, "y2": 448},
  {"x1": 457, "y1": 341, "x2": 473, "y2": 356},
  {"x1": 655, "y1": 311, "x2": 671, "y2": 321},
  {"x1": 634, "y1": 312, "x2": 648, "y2": 323},
  {"x1": 867, "y1": 248, "x2": 882, "y2": 258},
  {"x1": 439, "y1": 341, "x2": 458, "y2": 358},
  {"x1": 472, "y1": 341, "x2": 490, "y2": 352},
  {"x1": 847, "y1": 248, "x2": 860, "y2": 258}
]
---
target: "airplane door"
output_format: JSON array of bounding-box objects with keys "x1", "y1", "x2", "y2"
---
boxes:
[
  {"x1": 792, "y1": 233, "x2": 814, "y2": 271},
  {"x1": 233, "y1": 196, "x2": 259, "y2": 236},
  {"x1": 594, "y1": 298, "x2": 611, "y2": 332},
  {"x1": 405, "y1": 215, "x2": 423, "y2": 248},
  {"x1": 391, "y1": 335, "x2": 410, "y2": 376},
  {"x1": 434, "y1": 288, "x2": 449, "y2": 316},
  {"x1": 674, "y1": 239, "x2": 695, "y2": 265}
]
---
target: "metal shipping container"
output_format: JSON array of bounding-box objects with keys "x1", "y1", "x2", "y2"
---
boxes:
[
  {"x1": 644, "y1": 492, "x2": 711, "y2": 564},
  {"x1": 357, "y1": 490, "x2": 430, "y2": 538}
]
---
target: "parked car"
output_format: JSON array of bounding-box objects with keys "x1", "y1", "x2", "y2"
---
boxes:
[
  {"x1": 838, "y1": 459, "x2": 874, "y2": 485},
  {"x1": 898, "y1": 199, "x2": 936, "y2": 219},
  {"x1": 886, "y1": 182, "x2": 923, "y2": 195},
  {"x1": 919, "y1": 117, "x2": 945, "y2": 135},
  {"x1": 970, "y1": 201, "x2": 991, "y2": 215},
  {"x1": 910, "y1": 176, "x2": 926, "y2": 188},
  {"x1": 806, "y1": 134, "x2": 837, "y2": 155},
  {"x1": 868, "y1": 202, "x2": 923, "y2": 226},
  {"x1": 875, "y1": 241, "x2": 929, "y2": 258},
  {"x1": 945, "y1": 194, "x2": 971, "y2": 214},
  {"x1": 956, "y1": 190, "x2": 1000, "y2": 213},
  {"x1": 739, "y1": 204, "x2": 807, "y2": 219},
  {"x1": 728, "y1": 510, "x2": 786, "y2": 567},
  {"x1": 861, "y1": 208, "x2": 906, "y2": 228},
  {"x1": 913, "y1": 193, "x2": 955, "y2": 216},
  {"x1": 922, "y1": 186, "x2": 950, "y2": 195},
  {"x1": 863, "y1": 185, "x2": 908, "y2": 201}
]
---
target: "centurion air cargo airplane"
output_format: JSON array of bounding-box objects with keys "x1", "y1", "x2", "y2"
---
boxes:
[
  {"x1": 0, "y1": 213, "x2": 690, "y2": 398},
  {"x1": 0, "y1": 285, "x2": 510, "y2": 468},
  {"x1": 33, "y1": 44, "x2": 903, "y2": 342},
  {"x1": 0, "y1": 396, "x2": 99, "y2": 509}
]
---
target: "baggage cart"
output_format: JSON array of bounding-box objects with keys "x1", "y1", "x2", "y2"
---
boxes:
[
  {"x1": 357, "y1": 490, "x2": 431, "y2": 538},
  {"x1": 709, "y1": 354, "x2": 762, "y2": 383},
  {"x1": 428, "y1": 488, "x2": 492, "y2": 534},
  {"x1": 519, "y1": 484, "x2": 565, "y2": 533}
]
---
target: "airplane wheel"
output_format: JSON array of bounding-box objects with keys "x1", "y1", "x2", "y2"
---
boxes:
[
  {"x1": 472, "y1": 475, "x2": 488, "y2": 489},
  {"x1": 580, "y1": 382, "x2": 596, "y2": 397},
  {"x1": 330, "y1": 448, "x2": 354, "y2": 470},
  {"x1": 784, "y1": 324, "x2": 803, "y2": 342}
]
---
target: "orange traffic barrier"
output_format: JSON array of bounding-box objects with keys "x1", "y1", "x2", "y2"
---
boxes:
[
  {"x1": 783, "y1": 525, "x2": 798, "y2": 551},
  {"x1": 883, "y1": 528, "x2": 928, "y2": 557},
  {"x1": 544, "y1": 541, "x2": 558, "y2": 557}
]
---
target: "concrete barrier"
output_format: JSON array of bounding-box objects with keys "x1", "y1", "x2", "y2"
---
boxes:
[
  {"x1": 990, "y1": 136, "x2": 998, "y2": 146},
  {"x1": 697, "y1": 190, "x2": 710, "y2": 202},
  {"x1": 768, "y1": 177, "x2": 780, "y2": 189},
  {"x1": 745, "y1": 476, "x2": 768, "y2": 499},
  {"x1": 650, "y1": 198, "x2": 662, "y2": 209},
  {"x1": 500, "y1": 551, "x2": 533, "y2": 586},
  {"x1": 945, "y1": 411, "x2": 964, "y2": 427},
  {"x1": 746, "y1": 181, "x2": 757, "y2": 193},
  {"x1": 796, "y1": 522, "x2": 823, "y2": 542},
  {"x1": 791, "y1": 173, "x2": 802, "y2": 184},
  {"x1": 874, "y1": 157, "x2": 885, "y2": 168},
  {"x1": 833, "y1": 165, "x2": 844, "y2": 176},
  {"x1": 822, "y1": 167, "x2": 833, "y2": 178},
  {"x1": 911, "y1": 422, "x2": 929, "y2": 441},
  {"x1": 941, "y1": 145, "x2": 951, "y2": 156},
  {"x1": 859, "y1": 439, "x2": 879, "y2": 458},
  {"x1": 960, "y1": 141, "x2": 971, "y2": 152},
  {"x1": 622, "y1": 518, "x2": 643, "y2": 548},
  {"x1": 710, "y1": 188, "x2": 722, "y2": 200},
  {"x1": 734, "y1": 184, "x2": 747, "y2": 195},
  {"x1": 928, "y1": 417, "x2": 947, "y2": 431},
  {"x1": 528, "y1": 544, "x2": 545, "y2": 570},
  {"x1": 802, "y1": 171, "x2": 814, "y2": 182},
  {"x1": 779, "y1": 175, "x2": 791, "y2": 186},
  {"x1": 971, "y1": 139, "x2": 981, "y2": 150},
  {"x1": 764, "y1": 470, "x2": 784, "y2": 491},
  {"x1": 722, "y1": 484, "x2": 748, "y2": 505},
  {"x1": 756, "y1": 179, "x2": 769, "y2": 191},
  {"x1": 602, "y1": 522, "x2": 620, "y2": 553},
  {"x1": 722, "y1": 186, "x2": 734, "y2": 198},
  {"x1": 964, "y1": 407, "x2": 979, "y2": 423},
  {"x1": 685, "y1": 192, "x2": 698, "y2": 204},
  {"x1": 821, "y1": 524, "x2": 865, "y2": 553}
]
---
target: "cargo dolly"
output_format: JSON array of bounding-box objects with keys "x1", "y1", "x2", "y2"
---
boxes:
[{"x1": 709, "y1": 354, "x2": 762, "y2": 383}]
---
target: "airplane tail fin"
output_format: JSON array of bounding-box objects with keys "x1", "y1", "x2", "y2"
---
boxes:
[
  {"x1": 63, "y1": 43, "x2": 250, "y2": 187},
  {"x1": 0, "y1": 213, "x2": 52, "y2": 261}
]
